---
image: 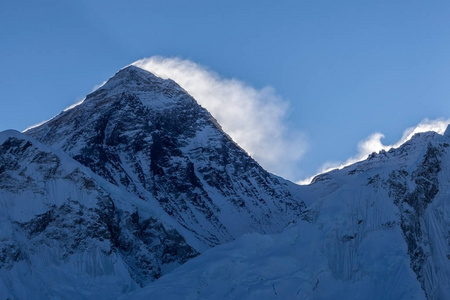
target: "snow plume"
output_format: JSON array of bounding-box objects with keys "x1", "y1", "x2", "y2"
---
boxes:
[
  {"x1": 133, "y1": 56, "x2": 307, "y2": 180},
  {"x1": 394, "y1": 119, "x2": 450, "y2": 144},
  {"x1": 299, "y1": 118, "x2": 450, "y2": 185}
]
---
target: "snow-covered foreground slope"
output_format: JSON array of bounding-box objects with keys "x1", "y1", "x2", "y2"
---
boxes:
[
  {"x1": 124, "y1": 129, "x2": 450, "y2": 300},
  {"x1": 122, "y1": 224, "x2": 423, "y2": 300}
]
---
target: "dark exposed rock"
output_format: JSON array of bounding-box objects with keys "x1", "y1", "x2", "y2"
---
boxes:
[
  {"x1": 18, "y1": 197, "x2": 198, "y2": 284},
  {"x1": 0, "y1": 242, "x2": 25, "y2": 270},
  {"x1": 388, "y1": 143, "x2": 443, "y2": 298},
  {"x1": 0, "y1": 132, "x2": 198, "y2": 290}
]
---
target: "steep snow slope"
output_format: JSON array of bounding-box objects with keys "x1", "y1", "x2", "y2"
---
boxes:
[
  {"x1": 0, "y1": 130, "x2": 197, "y2": 299},
  {"x1": 25, "y1": 66, "x2": 304, "y2": 249},
  {"x1": 123, "y1": 129, "x2": 450, "y2": 300}
]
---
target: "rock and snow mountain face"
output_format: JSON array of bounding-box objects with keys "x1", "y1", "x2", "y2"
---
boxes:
[
  {"x1": 0, "y1": 66, "x2": 304, "y2": 298},
  {"x1": 1, "y1": 65, "x2": 449, "y2": 299},
  {"x1": 25, "y1": 66, "x2": 304, "y2": 250},
  {"x1": 122, "y1": 129, "x2": 450, "y2": 300}
]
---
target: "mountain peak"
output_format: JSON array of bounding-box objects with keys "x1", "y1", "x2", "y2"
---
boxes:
[
  {"x1": 25, "y1": 64, "x2": 303, "y2": 250},
  {"x1": 115, "y1": 64, "x2": 158, "y2": 80},
  {"x1": 96, "y1": 65, "x2": 182, "y2": 97}
]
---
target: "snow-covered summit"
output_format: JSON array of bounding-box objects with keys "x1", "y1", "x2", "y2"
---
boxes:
[{"x1": 96, "y1": 65, "x2": 185, "y2": 100}]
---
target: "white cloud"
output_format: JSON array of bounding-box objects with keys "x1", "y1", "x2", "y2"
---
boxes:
[
  {"x1": 133, "y1": 56, "x2": 307, "y2": 180},
  {"x1": 298, "y1": 118, "x2": 450, "y2": 185}
]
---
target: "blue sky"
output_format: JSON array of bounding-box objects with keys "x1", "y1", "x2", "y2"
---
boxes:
[{"x1": 1, "y1": 1, "x2": 450, "y2": 181}]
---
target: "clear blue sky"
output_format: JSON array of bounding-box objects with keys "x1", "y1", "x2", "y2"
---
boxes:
[{"x1": 2, "y1": 0, "x2": 450, "y2": 180}]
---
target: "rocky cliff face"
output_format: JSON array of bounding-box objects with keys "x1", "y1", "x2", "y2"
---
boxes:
[
  {"x1": 297, "y1": 130, "x2": 450, "y2": 299},
  {"x1": 384, "y1": 134, "x2": 450, "y2": 299},
  {"x1": 301, "y1": 130, "x2": 450, "y2": 299}
]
